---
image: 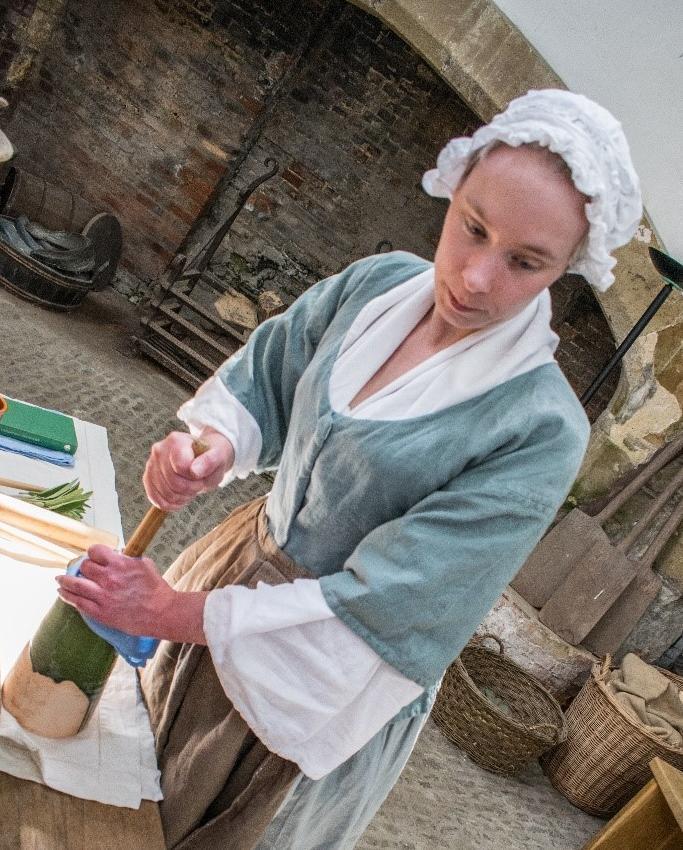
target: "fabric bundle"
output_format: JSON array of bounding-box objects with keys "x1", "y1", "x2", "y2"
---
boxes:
[
  {"x1": 0, "y1": 433, "x2": 75, "y2": 467},
  {"x1": 608, "y1": 653, "x2": 683, "y2": 747}
]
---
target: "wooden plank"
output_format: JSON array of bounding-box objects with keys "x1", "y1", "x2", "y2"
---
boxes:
[
  {"x1": 155, "y1": 302, "x2": 236, "y2": 360},
  {"x1": 0, "y1": 771, "x2": 165, "y2": 850},
  {"x1": 538, "y1": 537, "x2": 639, "y2": 645},
  {"x1": 582, "y1": 569, "x2": 662, "y2": 655},
  {"x1": 135, "y1": 338, "x2": 203, "y2": 389},
  {"x1": 172, "y1": 285, "x2": 250, "y2": 344},
  {"x1": 140, "y1": 320, "x2": 218, "y2": 373},
  {"x1": 581, "y1": 778, "x2": 680, "y2": 849},
  {"x1": 510, "y1": 509, "x2": 606, "y2": 607},
  {"x1": 651, "y1": 758, "x2": 683, "y2": 831},
  {"x1": 193, "y1": 272, "x2": 253, "y2": 343}
]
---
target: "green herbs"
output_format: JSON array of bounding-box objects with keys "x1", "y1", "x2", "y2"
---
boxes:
[{"x1": 20, "y1": 479, "x2": 92, "y2": 520}]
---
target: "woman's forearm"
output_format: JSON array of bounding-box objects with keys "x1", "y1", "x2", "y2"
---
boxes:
[{"x1": 158, "y1": 589, "x2": 210, "y2": 645}]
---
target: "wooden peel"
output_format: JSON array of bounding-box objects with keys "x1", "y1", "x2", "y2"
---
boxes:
[
  {"x1": 512, "y1": 434, "x2": 683, "y2": 609},
  {"x1": 0, "y1": 519, "x2": 76, "y2": 568},
  {"x1": 531, "y1": 437, "x2": 683, "y2": 648}
]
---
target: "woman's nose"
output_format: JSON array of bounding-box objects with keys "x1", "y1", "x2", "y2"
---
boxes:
[{"x1": 462, "y1": 251, "x2": 496, "y2": 294}]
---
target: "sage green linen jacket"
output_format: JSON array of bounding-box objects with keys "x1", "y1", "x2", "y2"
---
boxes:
[{"x1": 216, "y1": 251, "x2": 590, "y2": 708}]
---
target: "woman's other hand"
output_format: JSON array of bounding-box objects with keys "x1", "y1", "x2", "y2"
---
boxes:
[
  {"x1": 143, "y1": 428, "x2": 235, "y2": 511},
  {"x1": 56, "y1": 545, "x2": 208, "y2": 643}
]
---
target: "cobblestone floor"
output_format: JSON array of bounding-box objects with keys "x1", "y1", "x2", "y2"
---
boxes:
[{"x1": 1, "y1": 286, "x2": 603, "y2": 849}]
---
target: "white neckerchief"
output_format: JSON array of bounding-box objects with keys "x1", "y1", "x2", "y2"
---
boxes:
[{"x1": 329, "y1": 267, "x2": 559, "y2": 420}]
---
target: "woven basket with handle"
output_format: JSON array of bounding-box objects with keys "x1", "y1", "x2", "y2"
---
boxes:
[
  {"x1": 431, "y1": 634, "x2": 567, "y2": 775},
  {"x1": 540, "y1": 656, "x2": 683, "y2": 818}
]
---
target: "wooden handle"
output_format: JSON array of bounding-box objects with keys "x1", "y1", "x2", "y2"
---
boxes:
[
  {"x1": 617, "y1": 462, "x2": 683, "y2": 554},
  {"x1": 0, "y1": 476, "x2": 44, "y2": 493},
  {"x1": 123, "y1": 439, "x2": 210, "y2": 558},
  {"x1": 637, "y1": 492, "x2": 683, "y2": 571},
  {"x1": 596, "y1": 434, "x2": 683, "y2": 524},
  {"x1": 0, "y1": 493, "x2": 118, "y2": 550}
]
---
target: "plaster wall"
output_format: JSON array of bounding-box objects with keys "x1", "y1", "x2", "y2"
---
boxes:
[{"x1": 493, "y1": 0, "x2": 683, "y2": 264}]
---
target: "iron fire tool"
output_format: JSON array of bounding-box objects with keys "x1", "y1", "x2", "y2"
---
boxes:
[{"x1": 581, "y1": 247, "x2": 683, "y2": 406}]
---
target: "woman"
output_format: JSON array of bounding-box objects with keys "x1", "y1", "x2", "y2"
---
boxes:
[{"x1": 56, "y1": 89, "x2": 642, "y2": 849}]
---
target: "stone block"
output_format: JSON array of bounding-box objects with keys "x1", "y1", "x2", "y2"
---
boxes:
[{"x1": 616, "y1": 575, "x2": 683, "y2": 663}]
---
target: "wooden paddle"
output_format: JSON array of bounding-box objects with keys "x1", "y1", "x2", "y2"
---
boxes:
[
  {"x1": 538, "y1": 456, "x2": 683, "y2": 647},
  {"x1": 512, "y1": 434, "x2": 683, "y2": 610}
]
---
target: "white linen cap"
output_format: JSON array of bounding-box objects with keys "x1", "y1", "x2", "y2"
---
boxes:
[{"x1": 422, "y1": 89, "x2": 643, "y2": 291}]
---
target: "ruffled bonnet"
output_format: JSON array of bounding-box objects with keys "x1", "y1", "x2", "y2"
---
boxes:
[{"x1": 422, "y1": 89, "x2": 642, "y2": 291}]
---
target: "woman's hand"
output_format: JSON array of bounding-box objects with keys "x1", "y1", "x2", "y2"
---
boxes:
[
  {"x1": 143, "y1": 428, "x2": 235, "y2": 511},
  {"x1": 55, "y1": 545, "x2": 208, "y2": 643}
]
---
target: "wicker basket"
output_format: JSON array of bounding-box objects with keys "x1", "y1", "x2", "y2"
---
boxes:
[
  {"x1": 432, "y1": 634, "x2": 567, "y2": 775},
  {"x1": 540, "y1": 657, "x2": 683, "y2": 818}
]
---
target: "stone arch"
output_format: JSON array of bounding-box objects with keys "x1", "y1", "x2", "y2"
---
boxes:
[{"x1": 351, "y1": 0, "x2": 683, "y2": 501}]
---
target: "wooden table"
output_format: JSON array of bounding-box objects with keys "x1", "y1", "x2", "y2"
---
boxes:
[
  {"x1": 582, "y1": 757, "x2": 683, "y2": 850},
  {"x1": 0, "y1": 771, "x2": 165, "y2": 850}
]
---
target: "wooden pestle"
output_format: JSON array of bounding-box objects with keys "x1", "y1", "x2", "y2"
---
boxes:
[{"x1": 123, "y1": 439, "x2": 209, "y2": 557}]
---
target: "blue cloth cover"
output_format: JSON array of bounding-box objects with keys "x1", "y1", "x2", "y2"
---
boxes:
[
  {"x1": 0, "y1": 434, "x2": 75, "y2": 467},
  {"x1": 66, "y1": 557, "x2": 159, "y2": 667}
]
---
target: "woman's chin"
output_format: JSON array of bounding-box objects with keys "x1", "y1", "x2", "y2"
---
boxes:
[{"x1": 438, "y1": 302, "x2": 490, "y2": 331}]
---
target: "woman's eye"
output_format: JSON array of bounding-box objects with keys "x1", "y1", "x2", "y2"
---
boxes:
[
  {"x1": 464, "y1": 219, "x2": 485, "y2": 238},
  {"x1": 512, "y1": 256, "x2": 540, "y2": 272}
]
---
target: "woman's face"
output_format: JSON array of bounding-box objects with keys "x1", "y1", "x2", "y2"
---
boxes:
[{"x1": 433, "y1": 144, "x2": 589, "y2": 332}]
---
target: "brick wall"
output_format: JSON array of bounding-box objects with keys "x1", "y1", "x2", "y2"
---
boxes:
[
  {"x1": 4, "y1": 0, "x2": 298, "y2": 292},
  {"x1": 551, "y1": 275, "x2": 619, "y2": 420},
  {"x1": 1, "y1": 0, "x2": 617, "y2": 413},
  {"x1": 195, "y1": 2, "x2": 481, "y2": 300}
]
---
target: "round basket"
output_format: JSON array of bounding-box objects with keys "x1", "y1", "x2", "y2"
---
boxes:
[
  {"x1": 432, "y1": 634, "x2": 567, "y2": 775},
  {"x1": 540, "y1": 657, "x2": 683, "y2": 818}
]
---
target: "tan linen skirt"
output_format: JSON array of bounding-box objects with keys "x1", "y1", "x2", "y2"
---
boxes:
[{"x1": 140, "y1": 496, "x2": 305, "y2": 850}]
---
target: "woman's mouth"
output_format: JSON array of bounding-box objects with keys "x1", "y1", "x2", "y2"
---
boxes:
[{"x1": 446, "y1": 289, "x2": 479, "y2": 314}]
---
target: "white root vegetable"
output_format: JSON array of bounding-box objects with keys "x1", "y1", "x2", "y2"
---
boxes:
[
  {"x1": 0, "y1": 520, "x2": 79, "y2": 561},
  {"x1": 0, "y1": 534, "x2": 70, "y2": 568},
  {"x1": 0, "y1": 493, "x2": 118, "y2": 551}
]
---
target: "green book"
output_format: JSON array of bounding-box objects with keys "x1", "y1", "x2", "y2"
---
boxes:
[{"x1": 0, "y1": 397, "x2": 78, "y2": 455}]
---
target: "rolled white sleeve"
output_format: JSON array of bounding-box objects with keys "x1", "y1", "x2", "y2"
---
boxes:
[
  {"x1": 203, "y1": 578, "x2": 423, "y2": 779},
  {"x1": 177, "y1": 375, "x2": 262, "y2": 483}
]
